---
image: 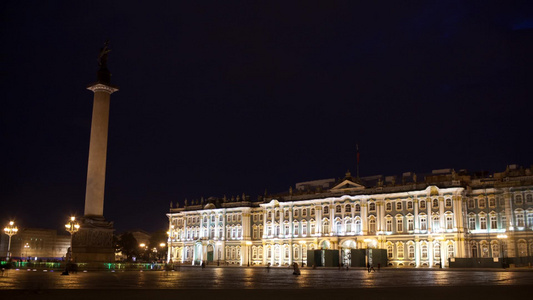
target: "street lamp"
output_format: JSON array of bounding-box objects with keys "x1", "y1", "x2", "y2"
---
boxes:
[
  {"x1": 4, "y1": 221, "x2": 18, "y2": 262},
  {"x1": 23, "y1": 243, "x2": 30, "y2": 261},
  {"x1": 216, "y1": 241, "x2": 222, "y2": 266},
  {"x1": 298, "y1": 240, "x2": 306, "y2": 267},
  {"x1": 64, "y1": 216, "x2": 80, "y2": 261},
  {"x1": 160, "y1": 243, "x2": 166, "y2": 261},
  {"x1": 246, "y1": 241, "x2": 252, "y2": 267}
]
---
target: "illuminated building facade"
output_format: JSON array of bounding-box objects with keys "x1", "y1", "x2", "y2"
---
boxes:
[{"x1": 167, "y1": 165, "x2": 533, "y2": 267}]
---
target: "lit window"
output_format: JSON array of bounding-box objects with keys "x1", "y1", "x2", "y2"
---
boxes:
[
  {"x1": 407, "y1": 219, "x2": 414, "y2": 231},
  {"x1": 387, "y1": 244, "x2": 394, "y2": 258},
  {"x1": 407, "y1": 201, "x2": 413, "y2": 210},
  {"x1": 480, "y1": 216, "x2": 487, "y2": 230},
  {"x1": 420, "y1": 200, "x2": 426, "y2": 210},
  {"x1": 396, "y1": 217, "x2": 403, "y2": 232}
]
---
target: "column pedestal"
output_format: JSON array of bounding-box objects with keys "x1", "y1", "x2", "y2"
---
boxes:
[{"x1": 72, "y1": 216, "x2": 115, "y2": 263}]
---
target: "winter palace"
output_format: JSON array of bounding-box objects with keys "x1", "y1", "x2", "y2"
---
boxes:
[{"x1": 166, "y1": 164, "x2": 533, "y2": 267}]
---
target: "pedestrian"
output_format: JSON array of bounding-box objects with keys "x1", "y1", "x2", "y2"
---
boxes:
[
  {"x1": 377, "y1": 263, "x2": 381, "y2": 271},
  {"x1": 292, "y1": 262, "x2": 301, "y2": 275},
  {"x1": 201, "y1": 261, "x2": 205, "y2": 269},
  {"x1": 267, "y1": 262, "x2": 271, "y2": 272},
  {"x1": 370, "y1": 264, "x2": 375, "y2": 272},
  {"x1": 367, "y1": 262, "x2": 371, "y2": 273}
]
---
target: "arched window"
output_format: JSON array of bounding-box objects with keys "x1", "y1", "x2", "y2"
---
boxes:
[
  {"x1": 323, "y1": 219, "x2": 330, "y2": 234},
  {"x1": 369, "y1": 218, "x2": 376, "y2": 234},
  {"x1": 311, "y1": 208, "x2": 315, "y2": 216},
  {"x1": 397, "y1": 242, "x2": 404, "y2": 259},
  {"x1": 420, "y1": 200, "x2": 426, "y2": 210},
  {"x1": 345, "y1": 204, "x2": 351, "y2": 213},
  {"x1": 480, "y1": 215, "x2": 487, "y2": 230},
  {"x1": 387, "y1": 243, "x2": 394, "y2": 258},
  {"x1": 432, "y1": 199, "x2": 439, "y2": 208},
  {"x1": 268, "y1": 211, "x2": 272, "y2": 219},
  {"x1": 335, "y1": 219, "x2": 342, "y2": 234},
  {"x1": 345, "y1": 219, "x2": 352, "y2": 233},
  {"x1": 421, "y1": 244, "x2": 428, "y2": 259},
  {"x1": 445, "y1": 214, "x2": 453, "y2": 230},
  {"x1": 386, "y1": 202, "x2": 392, "y2": 211},
  {"x1": 369, "y1": 202, "x2": 376, "y2": 211},
  {"x1": 434, "y1": 242, "x2": 440, "y2": 259},
  {"x1": 515, "y1": 210, "x2": 525, "y2": 227},
  {"x1": 445, "y1": 198, "x2": 452, "y2": 207},
  {"x1": 491, "y1": 242, "x2": 499, "y2": 258},
  {"x1": 408, "y1": 244, "x2": 415, "y2": 259},
  {"x1": 355, "y1": 218, "x2": 361, "y2": 233},
  {"x1": 302, "y1": 221, "x2": 308, "y2": 236},
  {"x1": 396, "y1": 216, "x2": 403, "y2": 232},
  {"x1": 515, "y1": 195, "x2": 523, "y2": 205},
  {"x1": 355, "y1": 204, "x2": 361, "y2": 212},
  {"x1": 489, "y1": 198, "x2": 496, "y2": 207},
  {"x1": 336, "y1": 205, "x2": 342, "y2": 213},
  {"x1": 324, "y1": 206, "x2": 329, "y2": 214},
  {"x1": 447, "y1": 244, "x2": 454, "y2": 258},
  {"x1": 526, "y1": 194, "x2": 533, "y2": 203},
  {"x1": 310, "y1": 220, "x2": 316, "y2": 235},
  {"x1": 419, "y1": 215, "x2": 427, "y2": 231},
  {"x1": 479, "y1": 198, "x2": 486, "y2": 208},
  {"x1": 386, "y1": 218, "x2": 392, "y2": 232}
]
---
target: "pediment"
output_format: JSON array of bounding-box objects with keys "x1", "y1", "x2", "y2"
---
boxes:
[{"x1": 330, "y1": 179, "x2": 365, "y2": 192}]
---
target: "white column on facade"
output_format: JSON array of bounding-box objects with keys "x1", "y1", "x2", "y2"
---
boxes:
[
  {"x1": 428, "y1": 239, "x2": 434, "y2": 266},
  {"x1": 415, "y1": 239, "x2": 420, "y2": 267},
  {"x1": 427, "y1": 197, "x2": 432, "y2": 233},
  {"x1": 414, "y1": 198, "x2": 419, "y2": 231},
  {"x1": 439, "y1": 196, "x2": 445, "y2": 230},
  {"x1": 361, "y1": 200, "x2": 368, "y2": 235},
  {"x1": 262, "y1": 208, "x2": 267, "y2": 238},
  {"x1": 503, "y1": 191, "x2": 516, "y2": 257},
  {"x1": 243, "y1": 209, "x2": 251, "y2": 240},
  {"x1": 316, "y1": 206, "x2": 322, "y2": 235},
  {"x1": 280, "y1": 206, "x2": 285, "y2": 238}
]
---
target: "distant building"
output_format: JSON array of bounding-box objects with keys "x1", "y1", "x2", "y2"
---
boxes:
[
  {"x1": 167, "y1": 165, "x2": 533, "y2": 267},
  {"x1": 0, "y1": 228, "x2": 70, "y2": 261}
]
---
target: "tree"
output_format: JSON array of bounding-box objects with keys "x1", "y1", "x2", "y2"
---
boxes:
[
  {"x1": 118, "y1": 232, "x2": 138, "y2": 262},
  {"x1": 149, "y1": 230, "x2": 168, "y2": 262}
]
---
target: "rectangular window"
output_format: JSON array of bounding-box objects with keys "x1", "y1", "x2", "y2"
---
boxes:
[
  {"x1": 302, "y1": 223, "x2": 307, "y2": 236},
  {"x1": 516, "y1": 213, "x2": 525, "y2": 227},
  {"x1": 386, "y1": 219, "x2": 392, "y2": 232},
  {"x1": 397, "y1": 218, "x2": 403, "y2": 232},
  {"x1": 480, "y1": 217, "x2": 487, "y2": 229},
  {"x1": 446, "y1": 215, "x2": 453, "y2": 230},
  {"x1": 253, "y1": 214, "x2": 258, "y2": 222},
  {"x1": 469, "y1": 217, "x2": 476, "y2": 230},
  {"x1": 408, "y1": 219, "x2": 414, "y2": 231},
  {"x1": 397, "y1": 244, "x2": 404, "y2": 259},
  {"x1": 293, "y1": 224, "x2": 299, "y2": 236},
  {"x1": 420, "y1": 217, "x2": 427, "y2": 231},
  {"x1": 490, "y1": 216, "x2": 497, "y2": 229}
]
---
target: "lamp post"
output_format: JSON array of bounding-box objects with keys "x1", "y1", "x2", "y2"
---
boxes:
[
  {"x1": 246, "y1": 241, "x2": 252, "y2": 267},
  {"x1": 139, "y1": 243, "x2": 147, "y2": 262},
  {"x1": 23, "y1": 243, "x2": 30, "y2": 261},
  {"x1": 298, "y1": 240, "x2": 306, "y2": 267},
  {"x1": 64, "y1": 217, "x2": 80, "y2": 261},
  {"x1": 216, "y1": 241, "x2": 222, "y2": 266},
  {"x1": 4, "y1": 221, "x2": 18, "y2": 262},
  {"x1": 159, "y1": 243, "x2": 166, "y2": 261}
]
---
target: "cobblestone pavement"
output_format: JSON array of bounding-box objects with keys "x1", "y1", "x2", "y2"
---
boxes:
[{"x1": 1, "y1": 267, "x2": 533, "y2": 289}]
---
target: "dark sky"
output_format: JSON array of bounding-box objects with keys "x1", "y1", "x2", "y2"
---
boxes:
[{"x1": 1, "y1": 1, "x2": 532, "y2": 234}]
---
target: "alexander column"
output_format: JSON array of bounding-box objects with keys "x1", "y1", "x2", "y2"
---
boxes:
[{"x1": 72, "y1": 41, "x2": 118, "y2": 263}]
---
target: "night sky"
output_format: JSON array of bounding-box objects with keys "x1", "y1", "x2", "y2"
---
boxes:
[{"x1": 1, "y1": 1, "x2": 532, "y2": 234}]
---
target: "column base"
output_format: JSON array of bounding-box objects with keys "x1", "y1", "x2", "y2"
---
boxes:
[{"x1": 72, "y1": 216, "x2": 115, "y2": 263}]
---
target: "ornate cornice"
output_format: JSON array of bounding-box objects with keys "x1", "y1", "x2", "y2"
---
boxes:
[{"x1": 87, "y1": 83, "x2": 119, "y2": 94}]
